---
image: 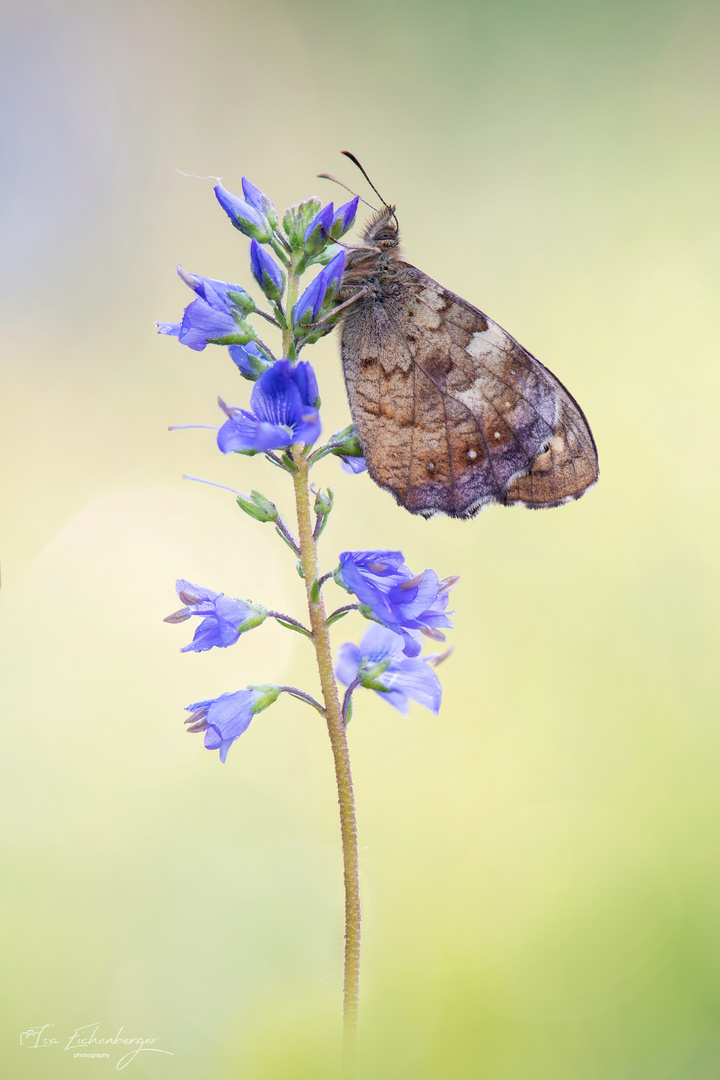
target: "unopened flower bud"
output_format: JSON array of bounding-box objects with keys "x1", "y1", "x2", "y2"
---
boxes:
[
  {"x1": 241, "y1": 177, "x2": 279, "y2": 230},
  {"x1": 214, "y1": 184, "x2": 272, "y2": 242},
  {"x1": 313, "y1": 488, "x2": 334, "y2": 518},
  {"x1": 228, "y1": 342, "x2": 271, "y2": 381},
  {"x1": 330, "y1": 196, "x2": 359, "y2": 239},
  {"x1": 236, "y1": 490, "x2": 279, "y2": 523},
  {"x1": 250, "y1": 240, "x2": 285, "y2": 302},
  {"x1": 330, "y1": 425, "x2": 364, "y2": 461},
  {"x1": 283, "y1": 198, "x2": 322, "y2": 248},
  {"x1": 303, "y1": 203, "x2": 334, "y2": 256},
  {"x1": 292, "y1": 269, "x2": 326, "y2": 327}
]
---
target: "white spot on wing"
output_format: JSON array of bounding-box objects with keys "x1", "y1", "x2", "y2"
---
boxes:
[{"x1": 466, "y1": 320, "x2": 510, "y2": 361}]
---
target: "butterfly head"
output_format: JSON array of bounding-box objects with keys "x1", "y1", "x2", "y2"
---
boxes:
[{"x1": 362, "y1": 206, "x2": 400, "y2": 250}]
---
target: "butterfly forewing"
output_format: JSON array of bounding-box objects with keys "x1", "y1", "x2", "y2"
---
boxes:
[{"x1": 338, "y1": 211, "x2": 598, "y2": 518}]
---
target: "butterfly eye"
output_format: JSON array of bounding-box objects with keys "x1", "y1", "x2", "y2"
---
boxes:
[{"x1": 374, "y1": 228, "x2": 396, "y2": 243}]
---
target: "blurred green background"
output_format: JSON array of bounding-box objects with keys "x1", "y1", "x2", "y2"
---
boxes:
[{"x1": 2, "y1": 0, "x2": 719, "y2": 1076}]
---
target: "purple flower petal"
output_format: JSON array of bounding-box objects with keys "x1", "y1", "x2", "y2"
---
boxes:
[
  {"x1": 171, "y1": 579, "x2": 264, "y2": 653},
  {"x1": 175, "y1": 298, "x2": 239, "y2": 351},
  {"x1": 338, "y1": 551, "x2": 455, "y2": 655},
  {"x1": 185, "y1": 689, "x2": 262, "y2": 762},
  {"x1": 336, "y1": 625, "x2": 442, "y2": 715}
]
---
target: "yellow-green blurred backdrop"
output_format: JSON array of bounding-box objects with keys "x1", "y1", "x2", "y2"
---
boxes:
[{"x1": 2, "y1": 0, "x2": 719, "y2": 1076}]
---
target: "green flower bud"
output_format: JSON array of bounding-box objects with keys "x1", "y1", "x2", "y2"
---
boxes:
[
  {"x1": 283, "y1": 198, "x2": 322, "y2": 248},
  {"x1": 330, "y1": 425, "x2": 364, "y2": 460},
  {"x1": 314, "y1": 488, "x2": 334, "y2": 517},
  {"x1": 236, "y1": 490, "x2": 279, "y2": 523}
]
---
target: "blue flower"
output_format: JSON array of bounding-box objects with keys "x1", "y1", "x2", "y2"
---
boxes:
[
  {"x1": 241, "y1": 177, "x2": 279, "y2": 230},
  {"x1": 176, "y1": 266, "x2": 254, "y2": 312},
  {"x1": 337, "y1": 550, "x2": 457, "y2": 658},
  {"x1": 341, "y1": 455, "x2": 367, "y2": 474},
  {"x1": 156, "y1": 266, "x2": 256, "y2": 351},
  {"x1": 336, "y1": 625, "x2": 442, "y2": 715},
  {"x1": 156, "y1": 301, "x2": 239, "y2": 350},
  {"x1": 304, "y1": 202, "x2": 334, "y2": 254},
  {"x1": 184, "y1": 689, "x2": 262, "y2": 763},
  {"x1": 331, "y1": 196, "x2": 359, "y2": 238},
  {"x1": 228, "y1": 342, "x2": 271, "y2": 381},
  {"x1": 217, "y1": 360, "x2": 321, "y2": 453},
  {"x1": 165, "y1": 580, "x2": 267, "y2": 653},
  {"x1": 292, "y1": 250, "x2": 346, "y2": 329},
  {"x1": 214, "y1": 183, "x2": 272, "y2": 242},
  {"x1": 185, "y1": 684, "x2": 282, "y2": 762},
  {"x1": 293, "y1": 269, "x2": 327, "y2": 326},
  {"x1": 322, "y1": 249, "x2": 346, "y2": 300},
  {"x1": 249, "y1": 239, "x2": 285, "y2": 301}
]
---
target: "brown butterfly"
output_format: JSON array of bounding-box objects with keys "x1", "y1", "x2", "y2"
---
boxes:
[{"x1": 333, "y1": 157, "x2": 598, "y2": 519}]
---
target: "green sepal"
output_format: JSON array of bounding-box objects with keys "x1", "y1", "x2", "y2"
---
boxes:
[
  {"x1": 207, "y1": 317, "x2": 257, "y2": 347},
  {"x1": 298, "y1": 321, "x2": 335, "y2": 346},
  {"x1": 358, "y1": 603, "x2": 383, "y2": 625},
  {"x1": 281, "y1": 453, "x2": 298, "y2": 474},
  {"x1": 260, "y1": 268, "x2": 286, "y2": 304},
  {"x1": 236, "y1": 607, "x2": 268, "y2": 634},
  {"x1": 314, "y1": 243, "x2": 343, "y2": 266},
  {"x1": 330, "y1": 425, "x2": 364, "y2": 460},
  {"x1": 227, "y1": 288, "x2": 256, "y2": 314},
  {"x1": 359, "y1": 658, "x2": 391, "y2": 689},
  {"x1": 248, "y1": 684, "x2": 282, "y2": 713},
  {"x1": 332, "y1": 565, "x2": 352, "y2": 593}
]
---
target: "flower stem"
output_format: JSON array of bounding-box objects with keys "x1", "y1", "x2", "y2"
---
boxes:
[{"x1": 292, "y1": 445, "x2": 361, "y2": 1071}]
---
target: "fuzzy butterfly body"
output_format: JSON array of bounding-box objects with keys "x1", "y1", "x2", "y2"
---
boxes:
[{"x1": 338, "y1": 208, "x2": 599, "y2": 519}]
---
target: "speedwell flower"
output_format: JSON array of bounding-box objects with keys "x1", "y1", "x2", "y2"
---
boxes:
[
  {"x1": 214, "y1": 183, "x2": 272, "y2": 242},
  {"x1": 336, "y1": 624, "x2": 442, "y2": 715},
  {"x1": 229, "y1": 342, "x2": 271, "y2": 381},
  {"x1": 217, "y1": 359, "x2": 321, "y2": 453},
  {"x1": 304, "y1": 202, "x2": 334, "y2": 255},
  {"x1": 293, "y1": 250, "x2": 346, "y2": 328},
  {"x1": 292, "y1": 268, "x2": 326, "y2": 327},
  {"x1": 241, "y1": 177, "x2": 279, "y2": 230},
  {"x1": 330, "y1": 196, "x2": 359, "y2": 238},
  {"x1": 156, "y1": 267, "x2": 256, "y2": 351},
  {"x1": 337, "y1": 550, "x2": 457, "y2": 658},
  {"x1": 185, "y1": 685, "x2": 280, "y2": 763},
  {"x1": 249, "y1": 240, "x2": 285, "y2": 302},
  {"x1": 341, "y1": 455, "x2": 367, "y2": 474},
  {"x1": 164, "y1": 579, "x2": 267, "y2": 653}
]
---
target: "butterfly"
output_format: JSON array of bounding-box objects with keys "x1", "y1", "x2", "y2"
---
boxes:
[{"x1": 333, "y1": 163, "x2": 599, "y2": 519}]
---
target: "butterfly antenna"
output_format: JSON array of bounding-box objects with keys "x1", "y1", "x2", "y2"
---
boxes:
[
  {"x1": 341, "y1": 151, "x2": 399, "y2": 230},
  {"x1": 317, "y1": 172, "x2": 378, "y2": 213}
]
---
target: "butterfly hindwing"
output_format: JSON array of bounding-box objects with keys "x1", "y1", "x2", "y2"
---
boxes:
[{"x1": 340, "y1": 262, "x2": 598, "y2": 518}]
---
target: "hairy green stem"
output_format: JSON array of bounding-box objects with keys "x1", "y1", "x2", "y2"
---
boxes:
[
  {"x1": 283, "y1": 258, "x2": 361, "y2": 1071},
  {"x1": 293, "y1": 453, "x2": 361, "y2": 1065}
]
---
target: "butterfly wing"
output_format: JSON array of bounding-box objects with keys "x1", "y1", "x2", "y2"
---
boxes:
[{"x1": 340, "y1": 264, "x2": 598, "y2": 518}]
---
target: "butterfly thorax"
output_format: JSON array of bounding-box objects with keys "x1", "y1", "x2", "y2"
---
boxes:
[{"x1": 340, "y1": 208, "x2": 403, "y2": 293}]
